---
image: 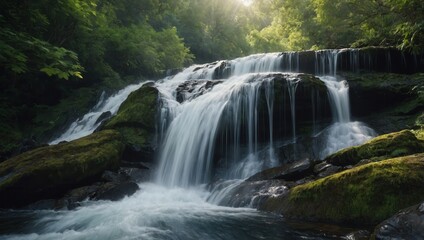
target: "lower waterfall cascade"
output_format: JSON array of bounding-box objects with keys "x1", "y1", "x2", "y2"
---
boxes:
[{"x1": 1, "y1": 50, "x2": 389, "y2": 240}]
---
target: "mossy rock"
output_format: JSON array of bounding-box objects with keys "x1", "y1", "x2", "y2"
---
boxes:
[
  {"x1": 414, "y1": 128, "x2": 424, "y2": 141},
  {"x1": 325, "y1": 130, "x2": 424, "y2": 166},
  {"x1": 0, "y1": 130, "x2": 124, "y2": 208},
  {"x1": 345, "y1": 72, "x2": 424, "y2": 118},
  {"x1": 260, "y1": 153, "x2": 424, "y2": 226},
  {"x1": 102, "y1": 85, "x2": 159, "y2": 161}
]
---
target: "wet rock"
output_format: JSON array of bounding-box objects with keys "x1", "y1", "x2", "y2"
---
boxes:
[
  {"x1": 122, "y1": 144, "x2": 155, "y2": 163},
  {"x1": 120, "y1": 161, "x2": 149, "y2": 169},
  {"x1": 176, "y1": 80, "x2": 223, "y2": 103},
  {"x1": 62, "y1": 184, "x2": 100, "y2": 209},
  {"x1": 345, "y1": 230, "x2": 370, "y2": 240},
  {"x1": 94, "y1": 182, "x2": 139, "y2": 201},
  {"x1": 102, "y1": 170, "x2": 130, "y2": 183},
  {"x1": 247, "y1": 158, "x2": 313, "y2": 182},
  {"x1": 209, "y1": 179, "x2": 288, "y2": 208},
  {"x1": 313, "y1": 162, "x2": 342, "y2": 178},
  {"x1": 120, "y1": 167, "x2": 150, "y2": 182},
  {"x1": 373, "y1": 202, "x2": 424, "y2": 240},
  {"x1": 95, "y1": 111, "x2": 112, "y2": 125}
]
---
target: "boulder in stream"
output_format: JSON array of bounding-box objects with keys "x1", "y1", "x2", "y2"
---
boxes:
[
  {"x1": 260, "y1": 153, "x2": 424, "y2": 226},
  {"x1": 0, "y1": 130, "x2": 124, "y2": 208},
  {"x1": 102, "y1": 85, "x2": 159, "y2": 163}
]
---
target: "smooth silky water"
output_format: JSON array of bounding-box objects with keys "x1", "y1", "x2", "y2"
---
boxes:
[{"x1": 1, "y1": 51, "x2": 375, "y2": 239}]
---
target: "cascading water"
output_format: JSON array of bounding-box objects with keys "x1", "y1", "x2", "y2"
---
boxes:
[
  {"x1": 318, "y1": 76, "x2": 376, "y2": 158},
  {"x1": 49, "y1": 82, "x2": 150, "y2": 144},
  {"x1": 315, "y1": 50, "x2": 376, "y2": 158}
]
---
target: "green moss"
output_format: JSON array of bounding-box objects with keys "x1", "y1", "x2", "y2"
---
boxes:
[
  {"x1": 0, "y1": 130, "x2": 124, "y2": 208},
  {"x1": 103, "y1": 85, "x2": 159, "y2": 147},
  {"x1": 325, "y1": 130, "x2": 424, "y2": 166},
  {"x1": 262, "y1": 153, "x2": 424, "y2": 225},
  {"x1": 413, "y1": 128, "x2": 424, "y2": 141}
]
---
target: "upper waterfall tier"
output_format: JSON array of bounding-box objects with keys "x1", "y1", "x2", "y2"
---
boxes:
[{"x1": 167, "y1": 47, "x2": 424, "y2": 80}]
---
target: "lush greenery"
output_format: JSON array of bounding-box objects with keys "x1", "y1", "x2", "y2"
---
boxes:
[
  {"x1": 261, "y1": 153, "x2": 424, "y2": 225},
  {"x1": 253, "y1": 0, "x2": 424, "y2": 53}
]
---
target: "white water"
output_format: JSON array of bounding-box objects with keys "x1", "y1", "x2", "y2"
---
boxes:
[
  {"x1": 49, "y1": 82, "x2": 149, "y2": 144},
  {"x1": 318, "y1": 76, "x2": 376, "y2": 158},
  {"x1": 2, "y1": 183, "x2": 309, "y2": 240}
]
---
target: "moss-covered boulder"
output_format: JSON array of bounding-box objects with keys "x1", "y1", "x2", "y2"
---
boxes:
[
  {"x1": 260, "y1": 153, "x2": 424, "y2": 226},
  {"x1": 0, "y1": 130, "x2": 124, "y2": 208},
  {"x1": 102, "y1": 85, "x2": 159, "y2": 162},
  {"x1": 325, "y1": 130, "x2": 424, "y2": 166}
]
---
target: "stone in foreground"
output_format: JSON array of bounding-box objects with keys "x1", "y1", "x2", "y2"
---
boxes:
[{"x1": 0, "y1": 130, "x2": 124, "y2": 208}]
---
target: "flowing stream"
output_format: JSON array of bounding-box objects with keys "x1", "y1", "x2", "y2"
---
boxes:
[{"x1": 0, "y1": 51, "x2": 378, "y2": 239}]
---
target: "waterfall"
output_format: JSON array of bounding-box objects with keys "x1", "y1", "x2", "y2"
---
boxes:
[
  {"x1": 156, "y1": 53, "x2": 286, "y2": 187},
  {"x1": 316, "y1": 50, "x2": 376, "y2": 158},
  {"x1": 156, "y1": 74, "x2": 277, "y2": 187},
  {"x1": 49, "y1": 82, "x2": 150, "y2": 144},
  {"x1": 287, "y1": 77, "x2": 300, "y2": 142},
  {"x1": 281, "y1": 51, "x2": 300, "y2": 72},
  {"x1": 229, "y1": 53, "x2": 282, "y2": 75},
  {"x1": 264, "y1": 78, "x2": 276, "y2": 166},
  {"x1": 7, "y1": 51, "x2": 387, "y2": 239},
  {"x1": 320, "y1": 76, "x2": 350, "y2": 123}
]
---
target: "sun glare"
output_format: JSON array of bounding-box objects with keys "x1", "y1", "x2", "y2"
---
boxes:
[{"x1": 241, "y1": 0, "x2": 253, "y2": 7}]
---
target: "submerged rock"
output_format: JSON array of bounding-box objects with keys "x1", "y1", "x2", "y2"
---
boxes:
[
  {"x1": 208, "y1": 179, "x2": 288, "y2": 208},
  {"x1": 93, "y1": 181, "x2": 139, "y2": 201},
  {"x1": 95, "y1": 111, "x2": 112, "y2": 125},
  {"x1": 325, "y1": 129, "x2": 424, "y2": 166},
  {"x1": 0, "y1": 130, "x2": 124, "y2": 208},
  {"x1": 176, "y1": 80, "x2": 223, "y2": 103},
  {"x1": 373, "y1": 201, "x2": 424, "y2": 239},
  {"x1": 247, "y1": 158, "x2": 314, "y2": 182},
  {"x1": 260, "y1": 153, "x2": 424, "y2": 225}
]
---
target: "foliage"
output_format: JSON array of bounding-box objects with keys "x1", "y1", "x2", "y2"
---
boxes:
[
  {"x1": 0, "y1": 28, "x2": 83, "y2": 79},
  {"x1": 249, "y1": 0, "x2": 424, "y2": 53}
]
